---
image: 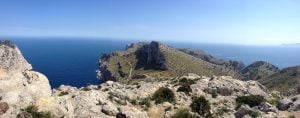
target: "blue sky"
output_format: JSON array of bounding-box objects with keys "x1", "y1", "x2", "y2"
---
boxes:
[{"x1": 0, "y1": 0, "x2": 299, "y2": 45}]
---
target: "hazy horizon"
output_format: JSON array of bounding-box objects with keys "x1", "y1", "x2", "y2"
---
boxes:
[{"x1": 1, "y1": 0, "x2": 300, "y2": 45}]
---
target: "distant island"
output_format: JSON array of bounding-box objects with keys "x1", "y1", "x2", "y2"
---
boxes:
[
  {"x1": 0, "y1": 40, "x2": 300, "y2": 118},
  {"x1": 281, "y1": 43, "x2": 300, "y2": 46}
]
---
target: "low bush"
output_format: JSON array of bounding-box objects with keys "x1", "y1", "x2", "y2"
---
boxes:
[
  {"x1": 58, "y1": 91, "x2": 69, "y2": 96},
  {"x1": 24, "y1": 105, "x2": 53, "y2": 118},
  {"x1": 152, "y1": 87, "x2": 175, "y2": 104},
  {"x1": 190, "y1": 96, "x2": 211, "y2": 116},
  {"x1": 171, "y1": 108, "x2": 197, "y2": 118},
  {"x1": 236, "y1": 95, "x2": 265, "y2": 108},
  {"x1": 139, "y1": 97, "x2": 151, "y2": 110},
  {"x1": 211, "y1": 90, "x2": 218, "y2": 98},
  {"x1": 179, "y1": 78, "x2": 196, "y2": 86},
  {"x1": 177, "y1": 84, "x2": 192, "y2": 95}
]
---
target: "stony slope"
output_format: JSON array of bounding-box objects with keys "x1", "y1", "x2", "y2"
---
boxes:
[
  {"x1": 97, "y1": 41, "x2": 242, "y2": 82},
  {"x1": 259, "y1": 66, "x2": 300, "y2": 96},
  {"x1": 241, "y1": 61, "x2": 280, "y2": 80}
]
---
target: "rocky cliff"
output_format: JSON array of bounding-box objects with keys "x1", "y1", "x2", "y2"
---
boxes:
[{"x1": 97, "y1": 41, "x2": 242, "y2": 82}]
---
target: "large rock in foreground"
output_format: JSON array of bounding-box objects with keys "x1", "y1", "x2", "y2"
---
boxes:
[{"x1": 0, "y1": 40, "x2": 52, "y2": 117}]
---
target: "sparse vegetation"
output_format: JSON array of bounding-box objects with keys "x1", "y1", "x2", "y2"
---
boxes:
[
  {"x1": 171, "y1": 108, "x2": 197, "y2": 118},
  {"x1": 190, "y1": 96, "x2": 211, "y2": 116},
  {"x1": 58, "y1": 91, "x2": 69, "y2": 96},
  {"x1": 24, "y1": 105, "x2": 53, "y2": 118},
  {"x1": 215, "y1": 106, "x2": 229, "y2": 116},
  {"x1": 211, "y1": 90, "x2": 218, "y2": 98},
  {"x1": 139, "y1": 97, "x2": 151, "y2": 110},
  {"x1": 129, "y1": 99, "x2": 138, "y2": 105},
  {"x1": 236, "y1": 95, "x2": 265, "y2": 108},
  {"x1": 82, "y1": 87, "x2": 92, "y2": 91},
  {"x1": 152, "y1": 87, "x2": 175, "y2": 104},
  {"x1": 177, "y1": 84, "x2": 192, "y2": 95},
  {"x1": 289, "y1": 115, "x2": 296, "y2": 118},
  {"x1": 249, "y1": 111, "x2": 260, "y2": 118},
  {"x1": 179, "y1": 78, "x2": 196, "y2": 86}
]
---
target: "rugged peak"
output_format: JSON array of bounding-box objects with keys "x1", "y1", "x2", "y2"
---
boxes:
[
  {"x1": 241, "y1": 61, "x2": 279, "y2": 80},
  {"x1": 97, "y1": 41, "x2": 242, "y2": 82},
  {"x1": 0, "y1": 40, "x2": 32, "y2": 75}
]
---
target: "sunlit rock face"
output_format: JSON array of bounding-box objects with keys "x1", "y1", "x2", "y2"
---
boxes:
[
  {"x1": 0, "y1": 40, "x2": 32, "y2": 76},
  {"x1": 0, "y1": 40, "x2": 51, "y2": 117}
]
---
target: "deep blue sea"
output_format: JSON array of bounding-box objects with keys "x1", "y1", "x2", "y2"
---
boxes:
[{"x1": 10, "y1": 38, "x2": 300, "y2": 88}]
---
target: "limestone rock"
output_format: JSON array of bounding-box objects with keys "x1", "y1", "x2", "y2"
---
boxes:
[
  {"x1": 0, "y1": 40, "x2": 32, "y2": 75},
  {"x1": 234, "y1": 105, "x2": 254, "y2": 118}
]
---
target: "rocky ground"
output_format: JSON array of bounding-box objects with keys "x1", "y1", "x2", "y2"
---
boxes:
[{"x1": 1, "y1": 40, "x2": 300, "y2": 118}]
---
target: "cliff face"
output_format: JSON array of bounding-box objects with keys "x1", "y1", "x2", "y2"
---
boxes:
[
  {"x1": 97, "y1": 41, "x2": 242, "y2": 82},
  {"x1": 0, "y1": 40, "x2": 52, "y2": 117}
]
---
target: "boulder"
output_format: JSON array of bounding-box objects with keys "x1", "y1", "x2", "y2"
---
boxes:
[
  {"x1": 0, "y1": 102, "x2": 9, "y2": 115},
  {"x1": 277, "y1": 94, "x2": 300, "y2": 111},
  {"x1": 234, "y1": 105, "x2": 253, "y2": 118}
]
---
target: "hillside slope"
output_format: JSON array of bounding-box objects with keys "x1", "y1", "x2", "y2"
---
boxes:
[
  {"x1": 259, "y1": 66, "x2": 300, "y2": 96},
  {"x1": 97, "y1": 41, "x2": 242, "y2": 82},
  {"x1": 241, "y1": 61, "x2": 280, "y2": 80}
]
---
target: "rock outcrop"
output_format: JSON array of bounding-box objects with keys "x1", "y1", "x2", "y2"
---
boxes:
[
  {"x1": 242, "y1": 61, "x2": 279, "y2": 80},
  {"x1": 97, "y1": 41, "x2": 242, "y2": 82},
  {"x1": 0, "y1": 40, "x2": 52, "y2": 118},
  {"x1": 0, "y1": 40, "x2": 32, "y2": 75}
]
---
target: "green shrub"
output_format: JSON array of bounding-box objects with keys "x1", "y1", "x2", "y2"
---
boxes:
[
  {"x1": 236, "y1": 95, "x2": 265, "y2": 108},
  {"x1": 152, "y1": 87, "x2": 175, "y2": 104},
  {"x1": 179, "y1": 78, "x2": 196, "y2": 86},
  {"x1": 24, "y1": 105, "x2": 53, "y2": 118},
  {"x1": 190, "y1": 96, "x2": 211, "y2": 116},
  {"x1": 58, "y1": 91, "x2": 69, "y2": 96},
  {"x1": 211, "y1": 90, "x2": 218, "y2": 98},
  {"x1": 177, "y1": 84, "x2": 192, "y2": 95},
  {"x1": 139, "y1": 97, "x2": 151, "y2": 110},
  {"x1": 130, "y1": 99, "x2": 138, "y2": 105},
  {"x1": 82, "y1": 87, "x2": 91, "y2": 91},
  {"x1": 249, "y1": 111, "x2": 259, "y2": 118},
  {"x1": 172, "y1": 108, "x2": 197, "y2": 118}
]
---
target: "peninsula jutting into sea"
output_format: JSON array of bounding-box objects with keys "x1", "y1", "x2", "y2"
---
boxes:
[{"x1": 0, "y1": 40, "x2": 300, "y2": 118}]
